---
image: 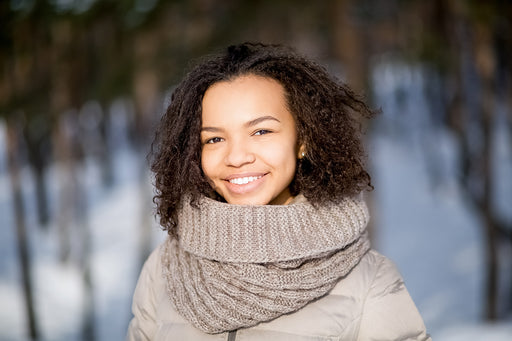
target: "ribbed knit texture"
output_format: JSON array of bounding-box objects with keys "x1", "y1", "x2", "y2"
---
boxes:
[{"x1": 161, "y1": 195, "x2": 370, "y2": 334}]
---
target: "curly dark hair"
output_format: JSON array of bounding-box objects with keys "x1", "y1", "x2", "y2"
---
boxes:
[{"x1": 150, "y1": 42, "x2": 375, "y2": 234}]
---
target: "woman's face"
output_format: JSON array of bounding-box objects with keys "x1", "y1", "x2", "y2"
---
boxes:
[{"x1": 200, "y1": 74, "x2": 300, "y2": 205}]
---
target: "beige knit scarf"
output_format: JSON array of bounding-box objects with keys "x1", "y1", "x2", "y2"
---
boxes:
[{"x1": 161, "y1": 195, "x2": 370, "y2": 334}]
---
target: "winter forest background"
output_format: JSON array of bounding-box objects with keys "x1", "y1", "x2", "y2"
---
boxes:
[{"x1": 1, "y1": 0, "x2": 512, "y2": 340}]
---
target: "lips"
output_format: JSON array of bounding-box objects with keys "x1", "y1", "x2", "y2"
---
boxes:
[
  {"x1": 228, "y1": 175, "x2": 263, "y2": 185},
  {"x1": 223, "y1": 173, "x2": 267, "y2": 195}
]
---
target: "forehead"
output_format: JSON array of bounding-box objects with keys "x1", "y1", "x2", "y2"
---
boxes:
[
  {"x1": 204, "y1": 74, "x2": 285, "y2": 102},
  {"x1": 201, "y1": 74, "x2": 291, "y2": 125}
]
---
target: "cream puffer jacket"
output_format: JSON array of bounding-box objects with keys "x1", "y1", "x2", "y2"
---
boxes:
[{"x1": 127, "y1": 243, "x2": 431, "y2": 341}]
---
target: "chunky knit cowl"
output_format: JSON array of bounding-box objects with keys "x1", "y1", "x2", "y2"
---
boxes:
[{"x1": 161, "y1": 195, "x2": 370, "y2": 334}]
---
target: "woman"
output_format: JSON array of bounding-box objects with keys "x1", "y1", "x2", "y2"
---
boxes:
[{"x1": 127, "y1": 42, "x2": 431, "y2": 340}]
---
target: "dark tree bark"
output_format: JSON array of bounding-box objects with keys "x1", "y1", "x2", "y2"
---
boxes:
[
  {"x1": 6, "y1": 117, "x2": 39, "y2": 340},
  {"x1": 22, "y1": 122, "x2": 51, "y2": 228}
]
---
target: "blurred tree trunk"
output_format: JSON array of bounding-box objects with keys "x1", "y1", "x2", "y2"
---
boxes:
[
  {"x1": 51, "y1": 16, "x2": 97, "y2": 338},
  {"x1": 23, "y1": 123, "x2": 51, "y2": 227},
  {"x1": 132, "y1": 30, "x2": 160, "y2": 265},
  {"x1": 6, "y1": 117, "x2": 39, "y2": 340},
  {"x1": 76, "y1": 171, "x2": 94, "y2": 341},
  {"x1": 440, "y1": 1, "x2": 512, "y2": 320},
  {"x1": 3, "y1": 1, "x2": 53, "y2": 230},
  {"x1": 474, "y1": 21, "x2": 499, "y2": 320},
  {"x1": 98, "y1": 104, "x2": 114, "y2": 188},
  {"x1": 506, "y1": 10, "x2": 512, "y2": 314},
  {"x1": 51, "y1": 18, "x2": 72, "y2": 263},
  {"x1": 330, "y1": 0, "x2": 369, "y2": 92},
  {"x1": 52, "y1": 116, "x2": 73, "y2": 263}
]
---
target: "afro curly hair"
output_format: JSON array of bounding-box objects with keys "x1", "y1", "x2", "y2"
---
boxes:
[{"x1": 150, "y1": 42, "x2": 375, "y2": 235}]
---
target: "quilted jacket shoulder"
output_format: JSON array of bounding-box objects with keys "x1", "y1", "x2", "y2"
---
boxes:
[{"x1": 127, "y1": 244, "x2": 431, "y2": 341}]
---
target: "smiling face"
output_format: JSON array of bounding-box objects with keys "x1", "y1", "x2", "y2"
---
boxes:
[{"x1": 200, "y1": 74, "x2": 301, "y2": 205}]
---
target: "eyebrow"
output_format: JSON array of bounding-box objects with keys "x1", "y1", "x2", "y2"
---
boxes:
[
  {"x1": 201, "y1": 115, "x2": 281, "y2": 132},
  {"x1": 246, "y1": 115, "x2": 280, "y2": 127}
]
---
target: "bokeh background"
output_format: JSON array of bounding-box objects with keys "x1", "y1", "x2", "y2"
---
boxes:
[{"x1": 1, "y1": 0, "x2": 512, "y2": 340}]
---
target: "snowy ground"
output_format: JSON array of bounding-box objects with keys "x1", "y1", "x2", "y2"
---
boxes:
[{"x1": 1, "y1": 61, "x2": 512, "y2": 340}]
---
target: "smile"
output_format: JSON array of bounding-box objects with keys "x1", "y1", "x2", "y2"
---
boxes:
[{"x1": 228, "y1": 176, "x2": 263, "y2": 185}]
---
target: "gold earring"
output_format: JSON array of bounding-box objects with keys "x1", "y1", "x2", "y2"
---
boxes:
[{"x1": 298, "y1": 145, "x2": 306, "y2": 159}]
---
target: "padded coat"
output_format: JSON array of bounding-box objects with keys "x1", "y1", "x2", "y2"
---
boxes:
[{"x1": 127, "y1": 244, "x2": 431, "y2": 341}]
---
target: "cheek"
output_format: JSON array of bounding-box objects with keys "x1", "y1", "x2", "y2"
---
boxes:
[
  {"x1": 200, "y1": 150, "x2": 215, "y2": 180},
  {"x1": 268, "y1": 144, "x2": 297, "y2": 175}
]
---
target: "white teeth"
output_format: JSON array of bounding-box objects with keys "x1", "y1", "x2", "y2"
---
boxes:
[{"x1": 229, "y1": 176, "x2": 262, "y2": 185}]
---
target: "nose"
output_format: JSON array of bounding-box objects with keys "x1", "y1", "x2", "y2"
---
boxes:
[{"x1": 224, "y1": 140, "x2": 255, "y2": 167}]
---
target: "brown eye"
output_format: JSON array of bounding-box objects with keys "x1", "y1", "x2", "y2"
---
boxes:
[
  {"x1": 206, "y1": 137, "x2": 224, "y2": 144},
  {"x1": 254, "y1": 129, "x2": 271, "y2": 136}
]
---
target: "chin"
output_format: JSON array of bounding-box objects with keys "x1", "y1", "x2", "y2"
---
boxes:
[
  {"x1": 223, "y1": 195, "x2": 269, "y2": 206},
  {"x1": 230, "y1": 199, "x2": 266, "y2": 206}
]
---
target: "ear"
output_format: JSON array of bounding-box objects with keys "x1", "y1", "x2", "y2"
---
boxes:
[{"x1": 298, "y1": 144, "x2": 306, "y2": 159}]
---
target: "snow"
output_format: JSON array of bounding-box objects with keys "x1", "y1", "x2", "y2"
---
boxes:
[
  {"x1": 436, "y1": 322, "x2": 512, "y2": 341},
  {"x1": 370, "y1": 134, "x2": 485, "y2": 331},
  {"x1": 1, "y1": 60, "x2": 511, "y2": 340},
  {"x1": 370, "y1": 59, "x2": 512, "y2": 339}
]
